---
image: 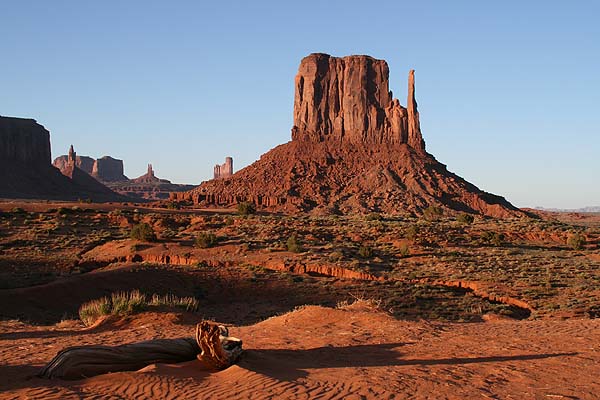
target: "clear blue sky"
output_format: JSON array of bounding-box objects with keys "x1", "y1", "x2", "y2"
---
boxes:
[{"x1": 1, "y1": 1, "x2": 598, "y2": 208}]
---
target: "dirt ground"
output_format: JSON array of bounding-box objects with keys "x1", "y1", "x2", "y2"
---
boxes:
[
  {"x1": 1, "y1": 305, "x2": 599, "y2": 399},
  {"x1": 1, "y1": 200, "x2": 599, "y2": 399}
]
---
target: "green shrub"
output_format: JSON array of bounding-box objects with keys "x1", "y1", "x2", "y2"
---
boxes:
[
  {"x1": 130, "y1": 223, "x2": 157, "y2": 242},
  {"x1": 405, "y1": 225, "x2": 419, "y2": 241},
  {"x1": 457, "y1": 213, "x2": 475, "y2": 224},
  {"x1": 481, "y1": 231, "x2": 504, "y2": 246},
  {"x1": 225, "y1": 216, "x2": 235, "y2": 226},
  {"x1": 237, "y1": 202, "x2": 256, "y2": 216},
  {"x1": 567, "y1": 233, "x2": 586, "y2": 250},
  {"x1": 195, "y1": 232, "x2": 218, "y2": 248},
  {"x1": 422, "y1": 205, "x2": 443, "y2": 221},
  {"x1": 358, "y1": 245, "x2": 374, "y2": 258},
  {"x1": 365, "y1": 212, "x2": 382, "y2": 221},
  {"x1": 78, "y1": 290, "x2": 200, "y2": 326},
  {"x1": 398, "y1": 243, "x2": 410, "y2": 258},
  {"x1": 286, "y1": 235, "x2": 302, "y2": 252},
  {"x1": 329, "y1": 250, "x2": 344, "y2": 262}
]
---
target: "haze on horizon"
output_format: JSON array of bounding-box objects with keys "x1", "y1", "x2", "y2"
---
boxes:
[{"x1": 1, "y1": 1, "x2": 598, "y2": 209}]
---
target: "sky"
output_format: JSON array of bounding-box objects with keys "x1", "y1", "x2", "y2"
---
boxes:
[{"x1": 1, "y1": 1, "x2": 598, "y2": 209}]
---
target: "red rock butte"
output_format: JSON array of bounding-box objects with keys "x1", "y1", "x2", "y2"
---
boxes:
[{"x1": 174, "y1": 53, "x2": 523, "y2": 217}]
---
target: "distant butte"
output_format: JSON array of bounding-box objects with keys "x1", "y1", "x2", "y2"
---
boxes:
[
  {"x1": 54, "y1": 150, "x2": 195, "y2": 200},
  {"x1": 173, "y1": 53, "x2": 522, "y2": 217},
  {"x1": 0, "y1": 117, "x2": 124, "y2": 201}
]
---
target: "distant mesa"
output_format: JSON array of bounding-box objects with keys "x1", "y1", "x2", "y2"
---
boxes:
[
  {"x1": 54, "y1": 146, "x2": 128, "y2": 183},
  {"x1": 0, "y1": 116, "x2": 124, "y2": 202},
  {"x1": 54, "y1": 149, "x2": 195, "y2": 200},
  {"x1": 174, "y1": 53, "x2": 523, "y2": 217},
  {"x1": 214, "y1": 157, "x2": 233, "y2": 180}
]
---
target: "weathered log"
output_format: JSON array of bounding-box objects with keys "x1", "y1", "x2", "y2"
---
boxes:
[{"x1": 38, "y1": 321, "x2": 243, "y2": 380}]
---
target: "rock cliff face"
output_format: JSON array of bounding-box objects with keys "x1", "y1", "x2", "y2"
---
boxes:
[
  {"x1": 91, "y1": 156, "x2": 127, "y2": 182},
  {"x1": 0, "y1": 117, "x2": 124, "y2": 201},
  {"x1": 53, "y1": 145, "x2": 95, "y2": 174},
  {"x1": 174, "y1": 53, "x2": 522, "y2": 217},
  {"x1": 0, "y1": 117, "x2": 51, "y2": 165},
  {"x1": 214, "y1": 157, "x2": 233, "y2": 179},
  {"x1": 291, "y1": 53, "x2": 424, "y2": 151}
]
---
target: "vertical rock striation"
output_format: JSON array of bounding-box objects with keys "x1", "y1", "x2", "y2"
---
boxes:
[
  {"x1": 291, "y1": 53, "x2": 424, "y2": 151},
  {"x1": 175, "y1": 53, "x2": 522, "y2": 218},
  {"x1": 214, "y1": 157, "x2": 233, "y2": 179}
]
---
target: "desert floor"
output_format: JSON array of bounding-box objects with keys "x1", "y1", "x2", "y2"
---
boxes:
[{"x1": 1, "y1": 200, "x2": 599, "y2": 399}]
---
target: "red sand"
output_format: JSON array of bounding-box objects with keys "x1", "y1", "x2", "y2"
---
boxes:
[{"x1": 1, "y1": 304, "x2": 599, "y2": 399}]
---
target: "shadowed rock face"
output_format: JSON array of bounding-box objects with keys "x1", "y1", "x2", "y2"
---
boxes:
[
  {"x1": 292, "y1": 53, "x2": 424, "y2": 151},
  {"x1": 0, "y1": 117, "x2": 124, "y2": 201},
  {"x1": 92, "y1": 156, "x2": 127, "y2": 182},
  {"x1": 174, "y1": 53, "x2": 522, "y2": 217},
  {"x1": 0, "y1": 117, "x2": 51, "y2": 165}
]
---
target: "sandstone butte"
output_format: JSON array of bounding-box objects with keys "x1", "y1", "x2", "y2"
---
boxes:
[
  {"x1": 0, "y1": 116, "x2": 123, "y2": 202},
  {"x1": 173, "y1": 53, "x2": 522, "y2": 218}
]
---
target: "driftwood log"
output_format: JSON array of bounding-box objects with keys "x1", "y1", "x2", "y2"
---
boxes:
[{"x1": 38, "y1": 321, "x2": 243, "y2": 380}]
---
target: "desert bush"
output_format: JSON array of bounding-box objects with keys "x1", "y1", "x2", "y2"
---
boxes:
[
  {"x1": 365, "y1": 212, "x2": 382, "y2": 221},
  {"x1": 111, "y1": 290, "x2": 146, "y2": 315},
  {"x1": 225, "y1": 216, "x2": 235, "y2": 226},
  {"x1": 149, "y1": 293, "x2": 199, "y2": 311},
  {"x1": 78, "y1": 290, "x2": 200, "y2": 326},
  {"x1": 457, "y1": 213, "x2": 475, "y2": 225},
  {"x1": 358, "y1": 245, "x2": 374, "y2": 258},
  {"x1": 481, "y1": 231, "x2": 504, "y2": 246},
  {"x1": 567, "y1": 233, "x2": 586, "y2": 250},
  {"x1": 398, "y1": 243, "x2": 410, "y2": 258},
  {"x1": 405, "y1": 225, "x2": 419, "y2": 240},
  {"x1": 328, "y1": 250, "x2": 344, "y2": 262},
  {"x1": 195, "y1": 232, "x2": 218, "y2": 248},
  {"x1": 286, "y1": 235, "x2": 302, "y2": 252},
  {"x1": 422, "y1": 205, "x2": 443, "y2": 221},
  {"x1": 237, "y1": 201, "x2": 256, "y2": 216},
  {"x1": 11, "y1": 207, "x2": 25, "y2": 214},
  {"x1": 130, "y1": 223, "x2": 157, "y2": 242}
]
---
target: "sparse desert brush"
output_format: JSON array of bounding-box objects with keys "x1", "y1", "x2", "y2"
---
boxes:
[
  {"x1": 358, "y1": 245, "x2": 374, "y2": 258},
  {"x1": 225, "y1": 216, "x2": 235, "y2": 226},
  {"x1": 149, "y1": 293, "x2": 199, "y2": 311},
  {"x1": 286, "y1": 234, "x2": 302, "y2": 252},
  {"x1": 567, "y1": 232, "x2": 586, "y2": 250},
  {"x1": 237, "y1": 201, "x2": 256, "y2": 216},
  {"x1": 457, "y1": 213, "x2": 475, "y2": 225},
  {"x1": 398, "y1": 243, "x2": 410, "y2": 258},
  {"x1": 78, "y1": 290, "x2": 200, "y2": 326},
  {"x1": 365, "y1": 212, "x2": 382, "y2": 221},
  {"x1": 195, "y1": 232, "x2": 218, "y2": 248},
  {"x1": 328, "y1": 250, "x2": 344, "y2": 262},
  {"x1": 481, "y1": 231, "x2": 504, "y2": 246},
  {"x1": 422, "y1": 205, "x2": 443, "y2": 221},
  {"x1": 405, "y1": 225, "x2": 419, "y2": 240},
  {"x1": 130, "y1": 223, "x2": 157, "y2": 242}
]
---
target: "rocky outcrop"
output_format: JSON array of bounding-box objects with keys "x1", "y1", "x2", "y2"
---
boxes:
[
  {"x1": 0, "y1": 116, "x2": 51, "y2": 165},
  {"x1": 291, "y1": 53, "x2": 424, "y2": 151},
  {"x1": 54, "y1": 150, "x2": 126, "y2": 182},
  {"x1": 107, "y1": 164, "x2": 195, "y2": 200},
  {"x1": 0, "y1": 117, "x2": 124, "y2": 201},
  {"x1": 175, "y1": 53, "x2": 523, "y2": 218},
  {"x1": 53, "y1": 145, "x2": 95, "y2": 175},
  {"x1": 214, "y1": 157, "x2": 233, "y2": 179},
  {"x1": 91, "y1": 156, "x2": 127, "y2": 182}
]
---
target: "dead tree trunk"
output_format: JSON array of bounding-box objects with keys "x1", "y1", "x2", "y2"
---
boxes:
[{"x1": 38, "y1": 321, "x2": 243, "y2": 380}]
